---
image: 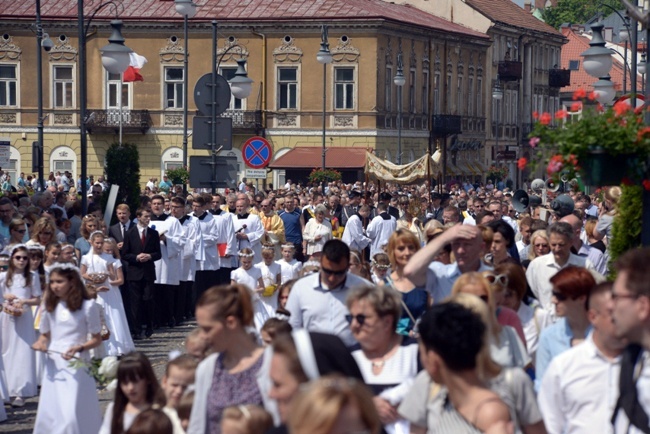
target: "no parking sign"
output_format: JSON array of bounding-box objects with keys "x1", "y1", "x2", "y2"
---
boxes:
[{"x1": 242, "y1": 136, "x2": 273, "y2": 169}]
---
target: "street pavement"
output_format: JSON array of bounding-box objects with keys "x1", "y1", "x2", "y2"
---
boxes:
[{"x1": 0, "y1": 321, "x2": 195, "y2": 433}]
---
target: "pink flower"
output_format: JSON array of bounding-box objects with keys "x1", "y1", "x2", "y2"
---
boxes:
[
  {"x1": 529, "y1": 137, "x2": 540, "y2": 148},
  {"x1": 546, "y1": 155, "x2": 564, "y2": 176}
]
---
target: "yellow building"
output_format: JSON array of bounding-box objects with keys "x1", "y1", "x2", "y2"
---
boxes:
[{"x1": 1, "y1": 0, "x2": 491, "y2": 188}]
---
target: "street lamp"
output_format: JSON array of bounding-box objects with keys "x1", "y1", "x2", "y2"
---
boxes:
[
  {"x1": 640, "y1": 52, "x2": 647, "y2": 93},
  {"x1": 492, "y1": 77, "x2": 503, "y2": 169},
  {"x1": 174, "y1": 0, "x2": 197, "y2": 195},
  {"x1": 619, "y1": 18, "x2": 630, "y2": 93},
  {"x1": 317, "y1": 25, "x2": 332, "y2": 191},
  {"x1": 393, "y1": 53, "x2": 405, "y2": 165},
  {"x1": 78, "y1": 3, "x2": 132, "y2": 212},
  {"x1": 229, "y1": 58, "x2": 253, "y2": 99},
  {"x1": 581, "y1": 22, "x2": 614, "y2": 78},
  {"x1": 35, "y1": 0, "x2": 53, "y2": 192},
  {"x1": 592, "y1": 75, "x2": 617, "y2": 105}
]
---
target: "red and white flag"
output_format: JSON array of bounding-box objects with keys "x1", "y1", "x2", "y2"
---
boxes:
[{"x1": 123, "y1": 53, "x2": 147, "y2": 82}]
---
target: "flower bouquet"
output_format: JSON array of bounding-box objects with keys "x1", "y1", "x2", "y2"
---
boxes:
[
  {"x1": 2, "y1": 299, "x2": 23, "y2": 317},
  {"x1": 524, "y1": 89, "x2": 650, "y2": 187}
]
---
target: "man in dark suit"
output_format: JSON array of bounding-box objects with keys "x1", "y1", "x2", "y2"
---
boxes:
[
  {"x1": 122, "y1": 207, "x2": 161, "y2": 339},
  {"x1": 379, "y1": 192, "x2": 400, "y2": 220},
  {"x1": 108, "y1": 203, "x2": 133, "y2": 327}
]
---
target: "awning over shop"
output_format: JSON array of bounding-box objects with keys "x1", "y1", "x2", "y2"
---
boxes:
[{"x1": 269, "y1": 147, "x2": 367, "y2": 169}]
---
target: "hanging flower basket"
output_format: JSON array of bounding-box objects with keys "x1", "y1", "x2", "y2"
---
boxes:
[
  {"x1": 308, "y1": 168, "x2": 342, "y2": 184},
  {"x1": 523, "y1": 89, "x2": 650, "y2": 187}
]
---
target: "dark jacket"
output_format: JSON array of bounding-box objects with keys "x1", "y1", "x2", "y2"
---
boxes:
[{"x1": 122, "y1": 225, "x2": 161, "y2": 282}]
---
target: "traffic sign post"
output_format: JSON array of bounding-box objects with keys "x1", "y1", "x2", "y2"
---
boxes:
[
  {"x1": 242, "y1": 136, "x2": 273, "y2": 169},
  {"x1": 189, "y1": 155, "x2": 238, "y2": 189},
  {"x1": 192, "y1": 116, "x2": 232, "y2": 150}
]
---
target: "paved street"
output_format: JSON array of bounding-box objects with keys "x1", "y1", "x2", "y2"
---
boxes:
[{"x1": 0, "y1": 322, "x2": 195, "y2": 433}]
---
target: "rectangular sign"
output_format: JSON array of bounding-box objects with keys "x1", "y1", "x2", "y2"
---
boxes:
[
  {"x1": 189, "y1": 155, "x2": 238, "y2": 189},
  {"x1": 245, "y1": 169, "x2": 267, "y2": 179},
  {"x1": 192, "y1": 117, "x2": 232, "y2": 150}
]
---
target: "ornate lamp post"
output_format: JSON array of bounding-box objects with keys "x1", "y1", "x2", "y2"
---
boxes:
[
  {"x1": 492, "y1": 77, "x2": 503, "y2": 168},
  {"x1": 316, "y1": 25, "x2": 333, "y2": 191},
  {"x1": 393, "y1": 53, "x2": 405, "y2": 165}
]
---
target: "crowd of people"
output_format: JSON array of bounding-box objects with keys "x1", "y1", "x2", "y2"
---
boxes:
[{"x1": 0, "y1": 174, "x2": 648, "y2": 434}]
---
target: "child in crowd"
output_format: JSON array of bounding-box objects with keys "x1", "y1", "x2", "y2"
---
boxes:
[
  {"x1": 260, "y1": 318, "x2": 292, "y2": 346},
  {"x1": 32, "y1": 265, "x2": 102, "y2": 433},
  {"x1": 80, "y1": 231, "x2": 134, "y2": 356},
  {"x1": 185, "y1": 328, "x2": 208, "y2": 362},
  {"x1": 1, "y1": 245, "x2": 41, "y2": 407},
  {"x1": 99, "y1": 352, "x2": 166, "y2": 434},
  {"x1": 275, "y1": 279, "x2": 295, "y2": 319},
  {"x1": 220, "y1": 405, "x2": 273, "y2": 434},
  {"x1": 125, "y1": 408, "x2": 173, "y2": 434},
  {"x1": 370, "y1": 253, "x2": 391, "y2": 284},
  {"x1": 230, "y1": 248, "x2": 267, "y2": 330},
  {"x1": 59, "y1": 243, "x2": 77, "y2": 265},
  {"x1": 276, "y1": 243, "x2": 302, "y2": 284},
  {"x1": 161, "y1": 354, "x2": 198, "y2": 434},
  {"x1": 29, "y1": 245, "x2": 46, "y2": 292},
  {"x1": 43, "y1": 242, "x2": 61, "y2": 282},
  {"x1": 255, "y1": 245, "x2": 281, "y2": 318}
]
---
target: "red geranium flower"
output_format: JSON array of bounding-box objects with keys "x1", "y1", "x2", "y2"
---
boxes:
[
  {"x1": 573, "y1": 89, "x2": 587, "y2": 100},
  {"x1": 517, "y1": 157, "x2": 528, "y2": 170},
  {"x1": 555, "y1": 109, "x2": 569, "y2": 120},
  {"x1": 643, "y1": 179, "x2": 650, "y2": 191},
  {"x1": 539, "y1": 112, "x2": 552, "y2": 125}
]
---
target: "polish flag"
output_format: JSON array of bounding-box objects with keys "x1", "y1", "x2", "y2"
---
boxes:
[{"x1": 123, "y1": 53, "x2": 147, "y2": 82}]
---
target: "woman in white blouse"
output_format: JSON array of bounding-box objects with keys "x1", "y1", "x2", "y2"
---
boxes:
[{"x1": 302, "y1": 204, "x2": 332, "y2": 259}]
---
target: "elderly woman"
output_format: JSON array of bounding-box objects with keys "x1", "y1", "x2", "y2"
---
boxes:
[
  {"x1": 302, "y1": 204, "x2": 332, "y2": 259},
  {"x1": 346, "y1": 284, "x2": 420, "y2": 429},
  {"x1": 381, "y1": 229, "x2": 429, "y2": 336},
  {"x1": 26, "y1": 217, "x2": 57, "y2": 248}
]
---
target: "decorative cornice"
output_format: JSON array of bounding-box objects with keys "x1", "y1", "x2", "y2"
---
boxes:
[
  {"x1": 218, "y1": 36, "x2": 249, "y2": 63},
  {"x1": 0, "y1": 34, "x2": 21, "y2": 61},
  {"x1": 160, "y1": 36, "x2": 184, "y2": 63},
  {"x1": 332, "y1": 36, "x2": 359, "y2": 63},
  {"x1": 273, "y1": 36, "x2": 302, "y2": 63},
  {"x1": 49, "y1": 36, "x2": 77, "y2": 62},
  {"x1": 266, "y1": 128, "x2": 430, "y2": 138}
]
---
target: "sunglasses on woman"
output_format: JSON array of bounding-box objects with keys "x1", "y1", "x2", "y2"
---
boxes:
[{"x1": 483, "y1": 273, "x2": 509, "y2": 287}]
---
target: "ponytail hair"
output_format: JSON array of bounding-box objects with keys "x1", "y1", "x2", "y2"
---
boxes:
[{"x1": 196, "y1": 284, "x2": 254, "y2": 327}]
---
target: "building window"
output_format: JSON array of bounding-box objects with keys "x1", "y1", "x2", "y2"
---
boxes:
[
  {"x1": 468, "y1": 76, "x2": 474, "y2": 116},
  {"x1": 434, "y1": 73, "x2": 440, "y2": 114},
  {"x1": 106, "y1": 72, "x2": 130, "y2": 109},
  {"x1": 53, "y1": 66, "x2": 74, "y2": 109},
  {"x1": 220, "y1": 66, "x2": 244, "y2": 110},
  {"x1": 164, "y1": 67, "x2": 184, "y2": 109},
  {"x1": 385, "y1": 66, "x2": 392, "y2": 112},
  {"x1": 409, "y1": 68, "x2": 416, "y2": 113},
  {"x1": 334, "y1": 67, "x2": 355, "y2": 110},
  {"x1": 457, "y1": 76, "x2": 463, "y2": 115},
  {"x1": 277, "y1": 67, "x2": 297, "y2": 110},
  {"x1": 446, "y1": 73, "x2": 452, "y2": 113},
  {"x1": 0, "y1": 65, "x2": 17, "y2": 107},
  {"x1": 476, "y1": 77, "x2": 482, "y2": 117},
  {"x1": 422, "y1": 70, "x2": 429, "y2": 114}
]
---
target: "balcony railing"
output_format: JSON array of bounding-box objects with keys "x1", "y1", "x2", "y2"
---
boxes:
[
  {"x1": 432, "y1": 114, "x2": 462, "y2": 135},
  {"x1": 549, "y1": 69, "x2": 571, "y2": 88},
  {"x1": 221, "y1": 109, "x2": 263, "y2": 130},
  {"x1": 498, "y1": 61, "x2": 523, "y2": 81},
  {"x1": 86, "y1": 109, "x2": 152, "y2": 134}
]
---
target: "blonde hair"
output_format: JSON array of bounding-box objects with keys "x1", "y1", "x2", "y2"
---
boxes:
[
  {"x1": 450, "y1": 272, "x2": 502, "y2": 337},
  {"x1": 449, "y1": 293, "x2": 502, "y2": 380},
  {"x1": 221, "y1": 405, "x2": 273, "y2": 434},
  {"x1": 287, "y1": 375, "x2": 381, "y2": 434},
  {"x1": 528, "y1": 230, "x2": 550, "y2": 260}
]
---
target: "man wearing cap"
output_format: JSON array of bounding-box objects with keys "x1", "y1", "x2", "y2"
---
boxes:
[
  {"x1": 341, "y1": 190, "x2": 362, "y2": 227},
  {"x1": 379, "y1": 192, "x2": 399, "y2": 220},
  {"x1": 427, "y1": 193, "x2": 444, "y2": 224}
]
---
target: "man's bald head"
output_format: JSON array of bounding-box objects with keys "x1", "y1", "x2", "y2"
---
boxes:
[{"x1": 560, "y1": 213, "x2": 582, "y2": 232}]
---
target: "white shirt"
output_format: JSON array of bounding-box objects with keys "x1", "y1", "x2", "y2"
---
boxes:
[
  {"x1": 366, "y1": 212, "x2": 397, "y2": 257},
  {"x1": 518, "y1": 302, "x2": 552, "y2": 359},
  {"x1": 613, "y1": 350, "x2": 650, "y2": 434},
  {"x1": 538, "y1": 334, "x2": 621, "y2": 434},
  {"x1": 341, "y1": 213, "x2": 371, "y2": 251},
  {"x1": 526, "y1": 253, "x2": 596, "y2": 313},
  {"x1": 427, "y1": 261, "x2": 493, "y2": 304}
]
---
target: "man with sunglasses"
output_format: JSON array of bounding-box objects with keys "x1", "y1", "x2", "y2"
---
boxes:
[{"x1": 286, "y1": 239, "x2": 370, "y2": 346}]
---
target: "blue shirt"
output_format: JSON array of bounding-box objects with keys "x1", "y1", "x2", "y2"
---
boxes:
[
  {"x1": 534, "y1": 317, "x2": 593, "y2": 391},
  {"x1": 279, "y1": 209, "x2": 302, "y2": 244}
]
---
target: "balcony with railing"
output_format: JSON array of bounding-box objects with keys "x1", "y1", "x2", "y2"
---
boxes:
[
  {"x1": 549, "y1": 69, "x2": 571, "y2": 88},
  {"x1": 432, "y1": 114, "x2": 462, "y2": 135},
  {"x1": 498, "y1": 61, "x2": 523, "y2": 81},
  {"x1": 221, "y1": 109, "x2": 263, "y2": 131},
  {"x1": 86, "y1": 109, "x2": 152, "y2": 134}
]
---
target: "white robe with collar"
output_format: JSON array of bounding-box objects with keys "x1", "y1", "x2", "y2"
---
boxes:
[{"x1": 149, "y1": 215, "x2": 183, "y2": 285}]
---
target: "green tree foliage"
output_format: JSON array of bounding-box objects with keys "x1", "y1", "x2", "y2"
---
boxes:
[
  {"x1": 103, "y1": 142, "x2": 141, "y2": 224},
  {"x1": 542, "y1": 0, "x2": 624, "y2": 30},
  {"x1": 609, "y1": 184, "x2": 643, "y2": 278}
]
